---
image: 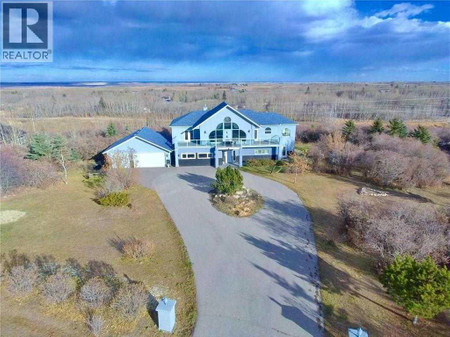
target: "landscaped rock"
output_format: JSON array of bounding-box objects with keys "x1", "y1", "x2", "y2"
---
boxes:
[
  {"x1": 357, "y1": 187, "x2": 388, "y2": 197},
  {"x1": 210, "y1": 186, "x2": 264, "y2": 217}
]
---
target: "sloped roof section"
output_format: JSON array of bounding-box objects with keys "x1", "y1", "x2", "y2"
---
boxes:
[
  {"x1": 169, "y1": 109, "x2": 206, "y2": 127},
  {"x1": 170, "y1": 102, "x2": 296, "y2": 127},
  {"x1": 239, "y1": 110, "x2": 296, "y2": 125},
  {"x1": 104, "y1": 127, "x2": 173, "y2": 152}
]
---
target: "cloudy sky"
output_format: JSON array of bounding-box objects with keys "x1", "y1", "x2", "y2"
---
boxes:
[{"x1": 1, "y1": 0, "x2": 449, "y2": 82}]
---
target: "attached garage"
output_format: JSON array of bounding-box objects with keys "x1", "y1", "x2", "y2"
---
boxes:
[
  {"x1": 135, "y1": 152, "x2": 166, "y2": 168},
  {"x1": 102, "y1": 127, "x2": 173, "y2": 168}
]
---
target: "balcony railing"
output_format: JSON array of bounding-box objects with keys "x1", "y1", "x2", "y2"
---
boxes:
[{"x1": 177, "y1": 138, "x2": 280, "y2": 148}]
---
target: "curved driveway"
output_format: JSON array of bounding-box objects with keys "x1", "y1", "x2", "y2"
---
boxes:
[{"x1": 139, "y1": 166, "x2": 323, "y2": 337}]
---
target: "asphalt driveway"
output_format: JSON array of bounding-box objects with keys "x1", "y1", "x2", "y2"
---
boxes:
[{"x1": 139, "y1": 166, "x2": 323, "y2": 337}]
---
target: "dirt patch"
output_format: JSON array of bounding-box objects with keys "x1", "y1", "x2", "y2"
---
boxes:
[
  {"x1": 210, "y1": 188, "x2": 264, "y2": 217},
  {"x1": 0, "y1": 210, "x2": 26, "y2": 225}
]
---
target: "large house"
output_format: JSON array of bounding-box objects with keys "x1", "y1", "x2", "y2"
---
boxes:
[{"x1": 102, "y1": 102, "x2": 297, "y2": 168}]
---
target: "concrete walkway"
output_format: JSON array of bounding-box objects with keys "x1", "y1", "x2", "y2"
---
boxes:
[{"x1": 139, "y1": 166, "x2": 323, "y2": 337}]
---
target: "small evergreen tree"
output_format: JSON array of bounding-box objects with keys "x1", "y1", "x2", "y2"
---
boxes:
[
  {"x1": 369, "y1": 118, "x2": 384, "y2": 134},
  {"x1": 380, "y1": 255, "x2": 450, "y2": 323},
  {"x1": 212, "y1": 166, "x2": 243, "y2": 195},
  {"x1": 342, "y1": 120, "x2": 356, "y2": 140},
  {"x1": 106, "y1": 122, "x2": 117, "y2": 137},
  {"x1": 27, "y1": 134, "x2": 52, "y2": 159},
  {"x1": 388, "y1": 118, "x2": 407, "y2": 138},
  {"x1": 411, "y1": 125, "x2": 432, "y2": 144},
  {"x1": 222, "y1": 90, "x2": 227, "y2": 100},
  {"x1": 99, "y1": 97, "x2": 107, "y2": 110}
]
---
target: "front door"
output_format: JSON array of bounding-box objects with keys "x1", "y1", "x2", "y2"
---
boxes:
[{"x1": 227, "y1": 151, "x2": 234, "y2": 163}]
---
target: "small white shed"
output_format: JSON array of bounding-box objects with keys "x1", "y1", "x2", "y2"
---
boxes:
[{"x1": 102, "y1": 127, "x2": 173, "y2": 168}]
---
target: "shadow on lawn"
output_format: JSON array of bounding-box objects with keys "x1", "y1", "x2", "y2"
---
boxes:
[{"x1": 177, "y1": 172, "x2": 215, "y2": 193}]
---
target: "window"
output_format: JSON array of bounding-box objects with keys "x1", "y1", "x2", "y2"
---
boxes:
[
  {"x1": 224, "y1": 117, "x2": 231, "y2": 129},
  {"x1": 181, "y1": 153, "x2": 195, "y2": 159},
  {"x1": 254, "y1": 129, "x2": 258, "y2": 140},
  {"x1": 184, "y1": 131, "x2": 191, "y2": 141},
  {"x1": 197, "y1": 153, "x2": 212, "y2": 159},
  {"x1": 209, "y1": 120, "x2": 246, "y2": 141},
  {"x1": 265, "y1": 127, "x2": 271, "y2": 134},
  {"x1": 254, "y1": 149, "x2": 270, "y2": 155},
  {"x1": 282, "y1": 128, "x2": 291, "y2": 136}
]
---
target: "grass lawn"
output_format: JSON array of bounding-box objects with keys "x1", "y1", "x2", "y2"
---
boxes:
[
  {"x1": 242, "y1": 165, "x2": 449, "y2": 337},
  {"x1": 0, "y1": 171, "x2": 196, "y2": 336}
]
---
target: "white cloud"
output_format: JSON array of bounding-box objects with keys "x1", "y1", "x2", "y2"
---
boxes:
[
  {"x1": 299, "y1": 0, "x2": 353, "y2": 16},
  {"x1": 376, "y1": 3, "x2": 433, "y2": 18}
]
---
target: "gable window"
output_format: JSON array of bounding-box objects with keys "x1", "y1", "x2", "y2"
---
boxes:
[
  {"x1": 282, "y1": 128, "x2": 291, "y2": 136},
  {"x1": 224, "y1": 117, "x2": 232, "y2": 129},
  {"x1": 254, "y1": 129, "x2": 258, "y2": 140},
  {"x1": 265, "y1": 127, "x2": 271, "y2": 134},
  {"x1": 209, "y1": 120, "x2": 246, "y2": 141}
]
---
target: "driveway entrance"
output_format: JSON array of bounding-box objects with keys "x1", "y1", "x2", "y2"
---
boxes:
[{"x1": 139, "y1": 166, "x2": 323, "y2": 337}]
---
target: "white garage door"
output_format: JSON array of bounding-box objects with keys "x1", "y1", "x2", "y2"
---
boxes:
[{"x1": 135, "y1": 152, "x2": 166, "y2": 168}]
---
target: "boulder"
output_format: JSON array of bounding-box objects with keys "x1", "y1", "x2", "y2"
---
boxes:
[{"x1": 357, "y1": 187, "x2": 388, "y2": 197}]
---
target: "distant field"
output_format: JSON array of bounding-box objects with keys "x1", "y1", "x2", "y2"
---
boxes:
[
  {"x1": 242, "y1": 167, "x2": 450, "y2": 337},
  {"x1": 1, "y1": 83, "x2": 448, "y2": 127},
  {"x1": 0, "y1": 171, "x2": 196, "y2": 336}
]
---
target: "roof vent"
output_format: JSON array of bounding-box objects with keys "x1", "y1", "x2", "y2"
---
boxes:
[{"x1": 203, "y1": 104, "x2": 208, "y2": 111}]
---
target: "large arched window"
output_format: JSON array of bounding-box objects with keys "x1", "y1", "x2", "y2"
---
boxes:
[
  {"x1": 209, "y1": 118, "x2": 246, "y2": 141},
  {"x1": 282, "y1": 128, "x2": 291, "y2": 136},
  {"x1": 265, "y1": 127, "x2": 272, "y2": 134}
]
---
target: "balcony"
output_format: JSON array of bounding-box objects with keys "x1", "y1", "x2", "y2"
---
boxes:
[{"x1": 177, "y1": 138, "x2": 280, "y2": 148}]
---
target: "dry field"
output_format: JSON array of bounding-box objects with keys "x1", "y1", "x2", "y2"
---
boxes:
[
  {"x1": 0, "y1": 171, "x2": 196, "y2": 336},
  {"x1": 242, "y1": 166, "x2": 450, "y2": 337},
  {"x1": 1, "y1": 83, "x2": 449, "y2": 125}
]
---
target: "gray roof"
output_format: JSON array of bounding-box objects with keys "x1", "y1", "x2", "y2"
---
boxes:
[
  {"x1": 103, "y1": 127, "x2": 173, "y2": 152},
  {"x1": 170, "y1": 102, "x2": 296, "y2": 127}
]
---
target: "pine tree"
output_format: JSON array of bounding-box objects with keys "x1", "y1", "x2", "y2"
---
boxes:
[
  {"x1": 411, "y1": 125, "x2": 432, "y2": 144},
  {"x1": 27, "y1": 134, "x2": 52, "y2": 159},
  {"x1": 342, "y1": 120, "x2": 356, "y2": 140},
  {"x1": 380, "y1": 255, "x2": 450, "y2": 323},
  {"x1": 388, "y1": 118, "x2": 408, "y2": 138},
  {"x1": 99, "y1": 97, "x2": 107, "y2": 110},
  {"x1": 106, "y1": 122, "x2": 117, "y2": 137},
  {"x1": 369, "y1": 118, "x2": 384, "y2": 134},
  {"x1": 212, "y1": 166, "x2": 243, "y2": 195},
  {"x1": 222, "y1": 90, "x2": 227, "y2": 101}
]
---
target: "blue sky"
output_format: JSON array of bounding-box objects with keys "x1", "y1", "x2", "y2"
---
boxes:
[{"x1": 1, "y1": 0, "x2": 449, "y2": 82}]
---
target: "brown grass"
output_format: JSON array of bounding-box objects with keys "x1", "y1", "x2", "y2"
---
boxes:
[
  {"x1": 0, "y1": 171, "x2": 196, "y2": 336},
  {"x1": 242, "y1": 166, "x2": 450, "y2": 337}
]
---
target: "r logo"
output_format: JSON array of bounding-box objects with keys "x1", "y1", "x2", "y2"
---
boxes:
[
  {"x1": 3, "y1": 2, "x2": 48, "y2": 48},
  {"x1": 1, "y1": 1, "x2": 52, "y2": 62}
]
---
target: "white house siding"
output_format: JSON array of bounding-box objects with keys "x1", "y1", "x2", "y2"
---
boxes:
[
  {"x1": 104, "y1": 137, "x2": 170, "y2": 168},
  {"x1": 259, "y1": 124, "x2": 296, "y2": 152}
]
